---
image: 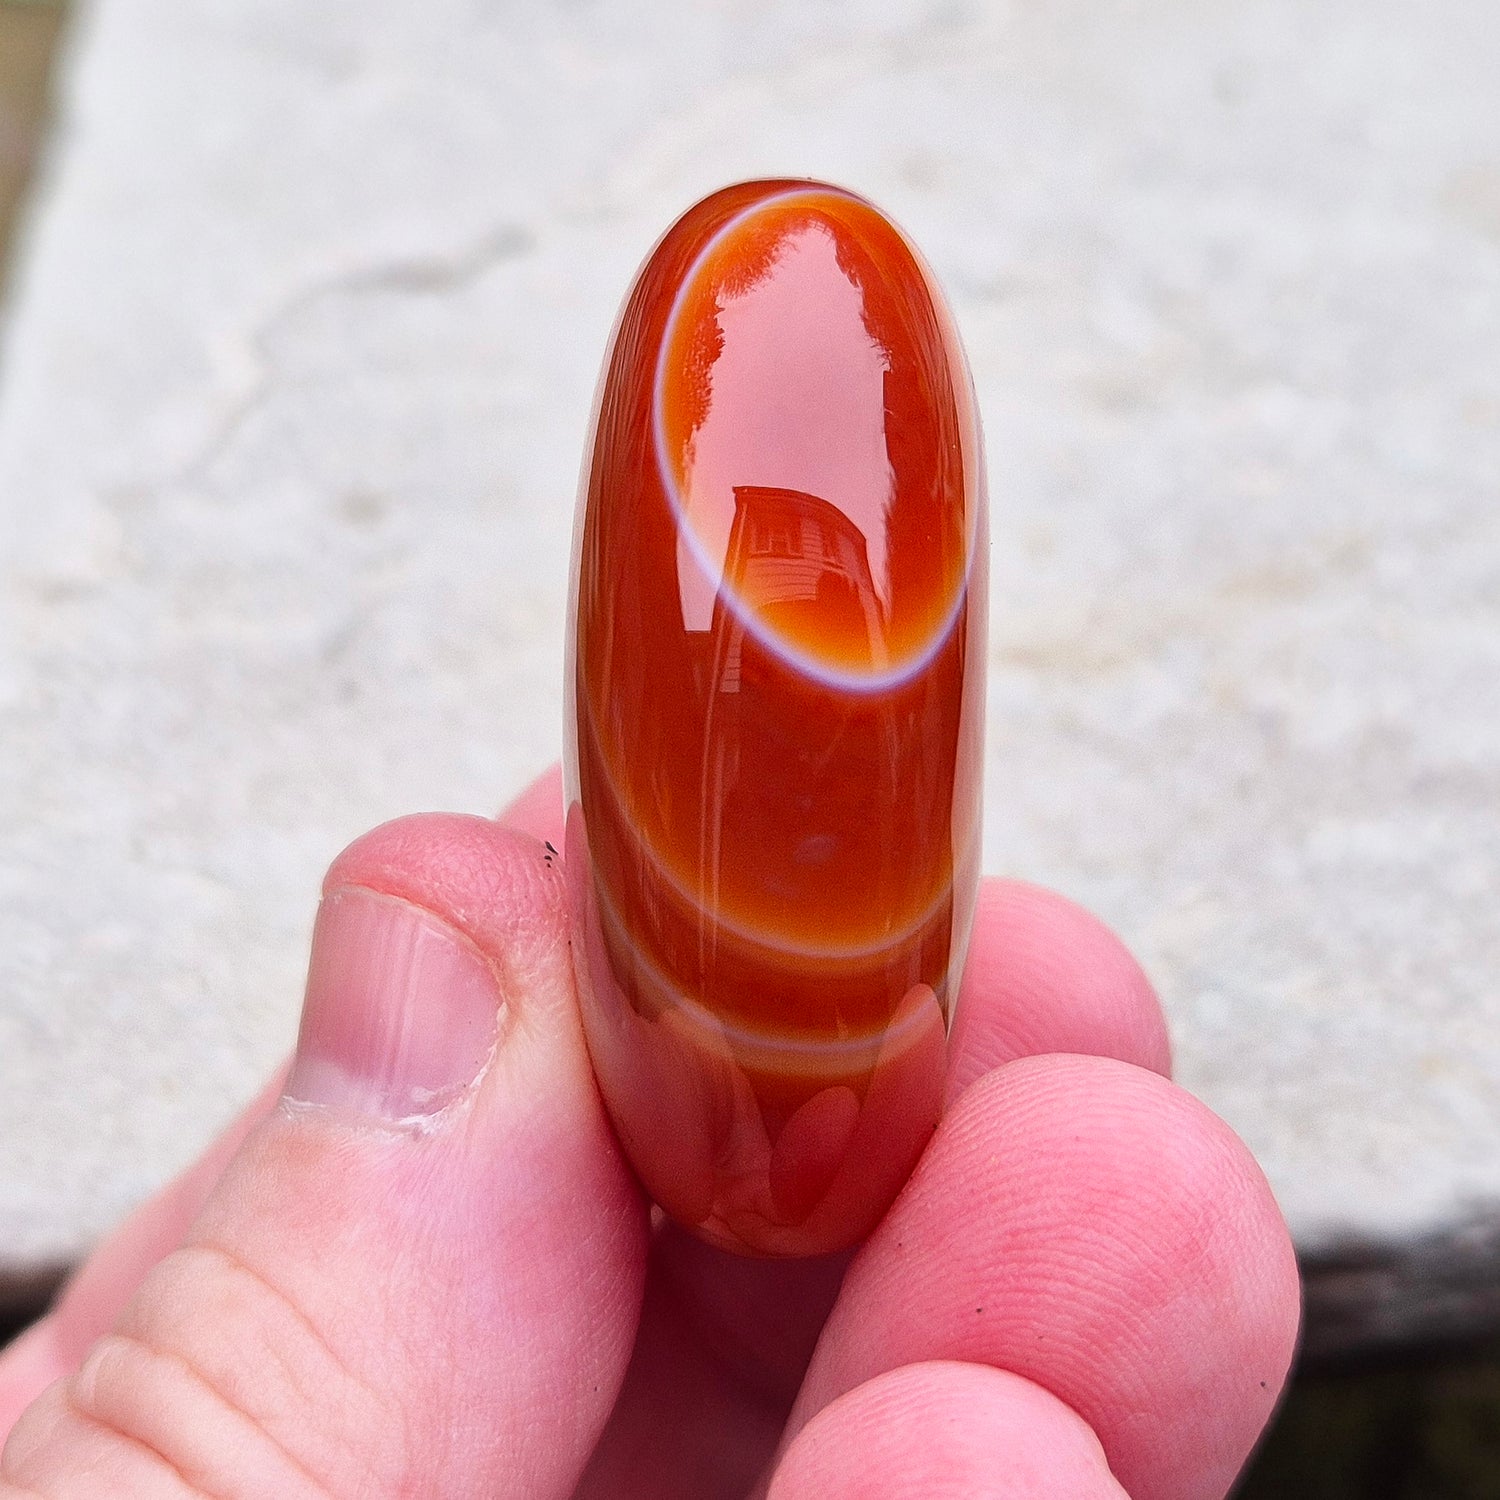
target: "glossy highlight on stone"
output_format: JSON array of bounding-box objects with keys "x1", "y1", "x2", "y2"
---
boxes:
[{"x1": 565, "y1": 180, "x2": 987, "y2": 1256}]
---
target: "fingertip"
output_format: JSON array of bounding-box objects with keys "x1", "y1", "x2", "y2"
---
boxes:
[
  {"x1": 321, "y1": 813, "x2": 569, "y2": 1008},
  {"x1": 797, "y1": 1055, "x2": 1300, "y2": 1500},
  {"x1": 499, "y1": 765, "x2": 565, "y2": 848},
  {"x1": 948, "y1": 880, "x2": 1171, "y2": 1102},
  {"x1": 942, "y1": 1058, "x2": 1302, "y2": 1434},
  {"x1": 768, "y1": 1361, "x2": 1126, "y2": 1500}
]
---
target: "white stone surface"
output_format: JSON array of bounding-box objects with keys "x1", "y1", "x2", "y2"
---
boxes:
[{"x1": 2, "y1": 0, "x2": 1498, "y2": 1290}]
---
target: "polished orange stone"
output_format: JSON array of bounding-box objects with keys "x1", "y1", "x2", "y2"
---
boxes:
[{"x1": 565, "y1": 180, "x2": 987, "y2": 1256}]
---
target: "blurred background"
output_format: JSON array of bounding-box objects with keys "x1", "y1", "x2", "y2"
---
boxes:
[{"x1": 2, "y1": 0, "x2": 1497, "y2": 1491}]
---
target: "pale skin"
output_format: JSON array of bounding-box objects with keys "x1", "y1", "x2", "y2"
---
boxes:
[{"x1": 0, "y1": 767, "x2": 1300, "y2": 1498}]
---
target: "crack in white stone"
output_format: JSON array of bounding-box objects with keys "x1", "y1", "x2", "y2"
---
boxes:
[{"x1": 160, "y1": 223, "x2": 534, "y2": 501}]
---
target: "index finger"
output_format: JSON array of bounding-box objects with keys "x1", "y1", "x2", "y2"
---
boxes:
[
  {"x1": 774, "y1": 1056, "x2": 1300, "y2": 1500},
  {"x1": 499, "y1": 764, "x2": 566, "y2": 846}
]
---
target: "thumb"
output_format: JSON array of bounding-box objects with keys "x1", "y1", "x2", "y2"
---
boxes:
[{"x1": 2, "y1": 814, "x2": 649, "y2": 1500}]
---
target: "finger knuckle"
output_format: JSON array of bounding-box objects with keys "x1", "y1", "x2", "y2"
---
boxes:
[{"x1": 110, "y1": 1240, "x2": 406, "y2": 1494}]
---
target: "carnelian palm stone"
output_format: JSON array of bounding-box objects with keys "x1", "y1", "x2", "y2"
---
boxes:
[{"x1": 565, "y1": 179, "x2": 987, "y2": 1256}]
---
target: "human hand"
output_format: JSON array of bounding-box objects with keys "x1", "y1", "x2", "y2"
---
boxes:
[{"x1": 0, "y1": 767, "x2": 1299, "y2": 1499}]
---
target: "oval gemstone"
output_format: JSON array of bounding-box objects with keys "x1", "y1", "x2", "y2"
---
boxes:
[{"x1": 565, "y1": 180, "x2": 987, "y2": 1256}]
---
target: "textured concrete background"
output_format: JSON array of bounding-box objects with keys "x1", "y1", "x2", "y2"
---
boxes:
[{"x1": 1, "y1": 0, "x2": 1497, "y2": 1346}]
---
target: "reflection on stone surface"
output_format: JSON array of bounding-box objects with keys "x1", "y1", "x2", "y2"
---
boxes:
[
  {"x1": 566, "y1": 180, "x2": 987, "y2": 1255},
  {"x1": 715, "y1": 484, "x2": 891, "y2": 679}
]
